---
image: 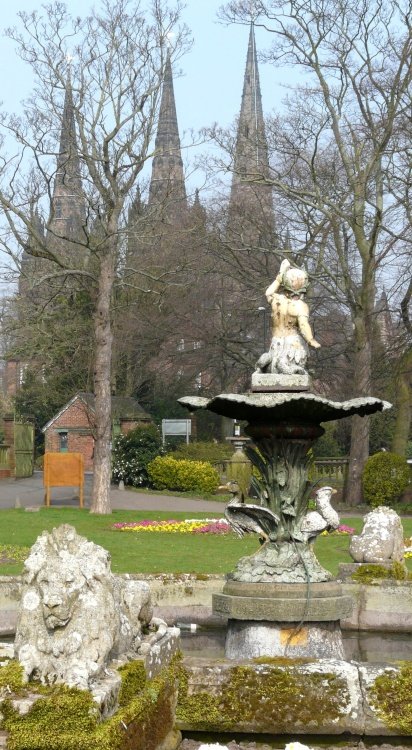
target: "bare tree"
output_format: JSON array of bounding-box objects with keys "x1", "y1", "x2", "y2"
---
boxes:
[
  {"x1": 219, "y1": 0, "x2": 412, "y2": 503},
  {"x1": 391, "y1": 279, "x2": 412, "y2": 454},
  {"x1": 0, "y1": 0, "x2": 190, "y2": 513}
]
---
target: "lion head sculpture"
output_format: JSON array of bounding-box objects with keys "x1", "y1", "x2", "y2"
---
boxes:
[{"x1": 14, "y1": 525, "x2": 154, "y2": 689}]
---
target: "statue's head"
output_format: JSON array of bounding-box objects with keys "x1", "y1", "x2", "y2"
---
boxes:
[
  {"x1": 36, "y1": 558, "x2": 85, "y2": 630},
  {"x1": 281, "y1": 267, "x2": 308, "y2": 295},
  {"x1": 21, "y1": 524, "x2": 112, "y2": 631}
]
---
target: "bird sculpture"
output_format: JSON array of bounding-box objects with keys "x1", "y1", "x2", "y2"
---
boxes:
[
  {"x1": 296, "y1": 486, "x2": 339, "y2": 543},
  {"x1": 223, "y1": 481, "x2": 279, "y2": 543}
]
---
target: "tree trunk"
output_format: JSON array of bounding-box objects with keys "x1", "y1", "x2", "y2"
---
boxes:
[
  {"x1": 345, "y1": 313, "x2": 373, "y2": 506},
  {"x1": 90, "y1": 247, "x2": 116, "y2": 514},
  {"x1": 391, "y1": 348, "x2": 412, "y2": 456}
]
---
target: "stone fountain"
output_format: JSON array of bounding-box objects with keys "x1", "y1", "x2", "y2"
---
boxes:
[{"x1": 179, "y1": 259, "x2": 390, "y2": 660}]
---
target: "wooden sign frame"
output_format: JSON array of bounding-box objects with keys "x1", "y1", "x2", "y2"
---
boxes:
[{"x1": 43, "y1": 452, "x2": 84, "y2": 508}]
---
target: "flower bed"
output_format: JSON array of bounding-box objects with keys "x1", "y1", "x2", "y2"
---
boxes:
[
  {"x1": 113, "y1": 518, "x2": 231, "y2": 534},
  {"x1": 112, "y1": 520, "x2": 356, "y2": 536},
  {"x1": 321, "y1": 524, "x2": 355, "y2": 536}
]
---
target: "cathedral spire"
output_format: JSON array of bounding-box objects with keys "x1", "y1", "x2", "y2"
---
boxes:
[
  {"x1": 148, "y1": 51, "x2": 187, "y2": 220},
  {"x1": 228, "y1": 22, "x2": 274, "y2": 241},
  {"x1": 48, "y1": 80, "x2": 86, "y2": 244}
]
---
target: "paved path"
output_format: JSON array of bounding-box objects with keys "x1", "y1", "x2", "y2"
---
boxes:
[
  {"x1": 1, "y1": 473, "x2": 410, "y2": 517},
  {"x1": 0, "y1": 472, "x2": 226, "y2": 513}
]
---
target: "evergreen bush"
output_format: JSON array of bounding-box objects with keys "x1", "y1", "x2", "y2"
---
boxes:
[
  {"x1": 112, "y1": 424, "x2": 163, "y2": 487},
  {"x1": 362, "y1": 451, "x2": 410, "y2": 508},
  {"x1": 148, "y1": 455, "x2": 220, "y2": 493}
]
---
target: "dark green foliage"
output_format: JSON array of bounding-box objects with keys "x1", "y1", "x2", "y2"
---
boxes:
[
  {"x1": 14, "y1": 368, "x2": 89, "y2": 454},
  {"x1": 111, "y1": 424, "x2": 163, "y2": 487},
  {"x1": 369, "y1": 409, "x2": 396, "y2": 454},
  {"x1": 10, "y1": 290, "x2": 94, "y2": 452},
  {"x1": 312, "y1": 423, "x2": 344, "y2": 457},
  {"x1": 362, "y1": 451, "x2": 410, "y2": 507}
]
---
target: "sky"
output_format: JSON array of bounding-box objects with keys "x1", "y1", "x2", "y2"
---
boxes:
[{"x1": 0, "y1": 0, "x2": 288, "y2": 196}]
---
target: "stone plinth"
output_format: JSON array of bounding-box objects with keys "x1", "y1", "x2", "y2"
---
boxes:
[
  {"x1": 214, "y1": 581, "x2": 353, "y2": 621},
  {"x1": 251, "y1": 372, "x2": 311, "y2": 392},
  {"x1": 224, "y1": 620, "x2": 345, "y2": 659},
  {"x1": 213, "y1": 581, "x2": 352, "y2": 659}
]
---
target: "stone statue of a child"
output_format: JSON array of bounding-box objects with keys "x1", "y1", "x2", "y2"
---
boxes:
[{"x1": 255, "y1": 258, "x2": 320, "y2": 376}]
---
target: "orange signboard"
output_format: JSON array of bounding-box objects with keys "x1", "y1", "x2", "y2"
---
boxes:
[{"x1": 43, "y1": 453, "x2": 84, "y2": 508}]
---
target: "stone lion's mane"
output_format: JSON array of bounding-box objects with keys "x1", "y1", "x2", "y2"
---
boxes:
[
  {"x1": 15, "y1": 525, "x2": 120, "y2": 688},
  {"x1": 24, "y1": 525, "x2": 111, "y2": 583}
]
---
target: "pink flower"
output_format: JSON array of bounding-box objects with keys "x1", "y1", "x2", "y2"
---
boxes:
[{"x1": 337, "y1": 524, "x2": 355, "y2": 534}]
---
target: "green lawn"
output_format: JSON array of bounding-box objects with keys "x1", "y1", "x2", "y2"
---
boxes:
[{"x1": 0, "y1": 508, "x2": 410, "y2": 577}]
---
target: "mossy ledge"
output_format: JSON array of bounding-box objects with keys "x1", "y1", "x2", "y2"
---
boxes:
[
  {"x1": 176, "y1": 661, "x2": 349, "y2": 733},
  {"x1": 351, "y1": 562, "x2": 411, "y2": 585},
  {"x1": 0, "y1": 657, "x2": 179, "y2": 750},
  {"x1": 370, "y1": 662, "x2": 412, "y2": 734}
]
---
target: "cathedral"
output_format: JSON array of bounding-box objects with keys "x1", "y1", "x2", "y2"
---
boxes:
[{"x1": 3, "y1": 23, "x2": 275, "y2": 399}]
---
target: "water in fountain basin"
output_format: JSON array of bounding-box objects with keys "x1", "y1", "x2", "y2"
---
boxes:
[{"x1": 180, "y1": 627, "x2": 412, "y2": 663}]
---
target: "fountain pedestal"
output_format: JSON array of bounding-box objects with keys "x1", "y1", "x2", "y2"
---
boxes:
[
  {"x1": 179, "y1": 387, "x2": 390, "y2": 662},
  {"x1": 179, "y1": 258, "x2": 391, "y2": 663},
  {"x1": 214, "y1": 580, "x2": 353, "y2": 659}
]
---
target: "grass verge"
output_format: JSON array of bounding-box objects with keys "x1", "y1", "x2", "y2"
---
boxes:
[{"x1": 0, "y1": 509, "x2": 410, "y2": 577}]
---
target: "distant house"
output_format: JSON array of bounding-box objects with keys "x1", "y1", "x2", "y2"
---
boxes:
[{"x1": 42, "y1": 392, "x2": 152, "y2": 471}]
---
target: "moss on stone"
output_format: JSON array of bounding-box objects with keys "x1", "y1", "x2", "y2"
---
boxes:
[
  {"x1": 0, "y1": 657, "x2": 179, "y2": 750},
  {"x1": 118, "y1": 659, "x2": 147, "y2": 707},
  {"x1": 175, "y1": 657, "x2": 225, "y2": 731},
  {"x1": 370, "y1": 663, "x2": 412, "y2": 734},
  {"x1": 350, "y1": 562, "x2": 411, "y2": 584},
  {"x1": 2, "y1": 687, "x2": 100, "y2": 750},
  {"x1": 252, "y1": 656, "x2": 312, "y2": 666},
  {"x1": 390, "y1": 561, "x2": 409, "y2": 580},
  {"x1": 0, "y1": 660, "x2": 24, "y2": 694},
  {"x1": 176, "y1": 661, "x2": 349, "y2": 732}
]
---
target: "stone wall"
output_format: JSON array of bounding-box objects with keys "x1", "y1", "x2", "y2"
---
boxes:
[
  {"x1": 340, "y1": 580, "x2": 412, "y2": 632},
  {"x1": 0, "y1": 576, "x2": 21, "y2": 635},
  {"x1": 1, "y1": 574, "x2": 412, "y2": 635}
]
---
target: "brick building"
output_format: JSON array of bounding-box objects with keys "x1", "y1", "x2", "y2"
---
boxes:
[{"x1": 43, "y1": 392, "x2": 151, "y2": 471}]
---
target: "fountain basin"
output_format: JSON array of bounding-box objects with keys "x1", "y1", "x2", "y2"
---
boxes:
[{"x1": 178, "y1": 393, "x2": 391, "y2": 424}]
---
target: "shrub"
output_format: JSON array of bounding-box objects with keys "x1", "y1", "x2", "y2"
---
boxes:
[
  {"x1": 362, "y1": 451, "x2": 410, "y2": 508},
  {"x1": 147, "y1": 455, "x2": 220, "y2": 494},
  {"x1": 112, "y1": 424, "x2": 163, "y2": 487},
  {"x1": 172, "y1": 441, "x2": 234, "y2": 465},
  {"x1": 312, "y1": 423, "x2": 344, "y2": 457}
]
